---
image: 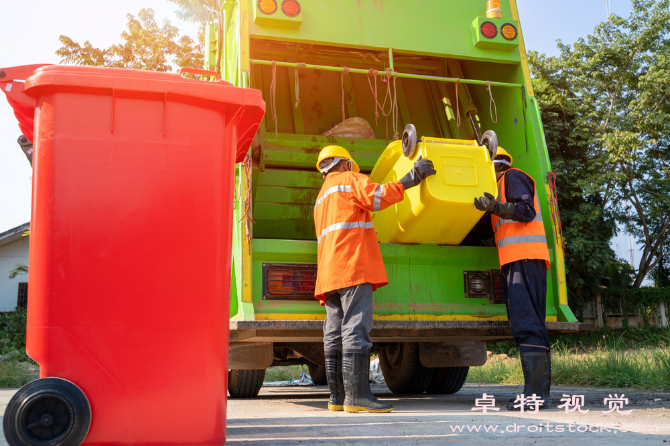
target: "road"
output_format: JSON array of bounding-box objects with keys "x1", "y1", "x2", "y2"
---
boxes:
[
  {"x1": 0, "y1": 384, "x2": 668, "y2": 445},
  {"x1": 227, "y1": 384, "x2": 670, "y2": 445}
]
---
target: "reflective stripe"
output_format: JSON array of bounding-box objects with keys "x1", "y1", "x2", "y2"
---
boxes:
[
  {"x1": 314, "y1": 185, "x2": 351, "y2": 210},
  {"x1": 317, "y1": 220, "x2": 375, "y2": 244},
  {"x1": 497, "y1": 234, "x2": 547, "y2": 248},
  {"x1": 494, "y1": 188, "x2": 542, "y2": 232},
  {"x1": 373, "y1": 184, "x2": 384, "y2": 212}
]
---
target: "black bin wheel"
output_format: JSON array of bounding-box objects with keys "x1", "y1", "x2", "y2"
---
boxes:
[
  {"x1": 379, "y1": 342, "x2": 434, "y2": 394},
  {"x1": 307, "y1": 361, "x2": 327, "y2": 386},
  {"x1": 425, "y1": 366, "x2": 470, "y2": 394},
  {"x1": 228, "y1": 369, "x2": 265, "y2": 398},
  {"x1": 4, "y1": 377, "x2": 91, "y2": 446}
]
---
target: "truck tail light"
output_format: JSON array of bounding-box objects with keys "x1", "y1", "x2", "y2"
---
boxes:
[
  {"x1": 464, "y1": 270, "x2": 506, "y2": 304},
  {"x1": 263, "y1": 263, "x2": 317, "y2": 300},
  {"x1": 258, "y1": 0, "x2": 278, "y2": 15},
  {"x1": 281, "y1": 0, "x2": 301, "y2": 17},
  {"x1": 501, "y1": 23, "x2": 518, "y2": 41},
  {"x1": 480, "y1": 21, "x2": 498, "y2": 39}
]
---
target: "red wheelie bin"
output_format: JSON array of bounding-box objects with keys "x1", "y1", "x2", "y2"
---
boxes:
[{"x1": 0, "y1": 65, "x2": 264, "y2": 445}]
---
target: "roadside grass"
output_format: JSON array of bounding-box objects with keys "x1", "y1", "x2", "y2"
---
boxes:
[
  {"x1": 486, "y1": 326, "x2": 670, "y2": 357},
  {"x1": 0, "y1": 357, "x2": 39, "y2": 388},
  {"x1": 468, "y1": 335, "x2": 670, "y2": 391},
  {"x1": 264, "y1": 365, "x2": 309, "y2": 382}
]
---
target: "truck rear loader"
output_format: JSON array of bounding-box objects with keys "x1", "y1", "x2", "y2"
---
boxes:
[{"x1": 211, "y1": 0, "x2": 590, "y2": 397}]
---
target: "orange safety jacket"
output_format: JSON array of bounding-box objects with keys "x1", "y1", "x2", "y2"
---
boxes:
[
  {"x1": 313, "y1": 171, "x2": 405, "y2": 304},
  {"x1": 490, "y1": 169, "x2": 551, "y2": 269}
]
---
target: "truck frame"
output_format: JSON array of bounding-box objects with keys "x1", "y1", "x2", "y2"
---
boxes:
[{"x1": 210, "y1": 0, "x2": 590, "y2": 397}]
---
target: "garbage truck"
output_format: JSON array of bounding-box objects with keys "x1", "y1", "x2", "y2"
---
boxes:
[{"x1": 213, "y1": 0, "x2": 590, "y2": 397}]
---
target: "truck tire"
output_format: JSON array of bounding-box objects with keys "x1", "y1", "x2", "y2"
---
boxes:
[
  {"x1": 228, "y1": 369, "x2": 265, "y2": 398},
  {"x1": 426, "y1": 366, "x2": 469, "y2": 394},
  {"x1": 379, "y1": 342, "x2": 434, "y2": 394},
  {"x1": 307, "y1": 361, "x2": 328, "y2": 385}
]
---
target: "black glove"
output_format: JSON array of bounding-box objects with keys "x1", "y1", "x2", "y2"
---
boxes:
[
  {"x1": 399, "y1": 157, "x2": 437, "y2": 190},
  {"x1": 474, "y1": 192, "x2": 515, "y2": 219}
]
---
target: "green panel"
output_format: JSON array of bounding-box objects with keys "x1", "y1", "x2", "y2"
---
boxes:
[
  {"x1": 250, "y1": 239, "x2": 559, "y2": 319},
  {"x1": 253, "y1": 1, "x2": 302, "y2": 28},
  {"x1": 230, "y1": 259, "x2": 238, "y2": 317},
  {"x1": 225, "y1": 0, "x2": 579, "y2": 324},
  {"x1": 471, "y1": 17, "x2": 520, "y2": 51},
  {"x1": 253, "y1": 167, "x2": 321, "y2": 240},
  {"x1": 247, "y1": 0, "x2": 522, "y2": 64},
  {"x1": 204, "y1": 22, "x2": 219, "y2": 72},
  {"x1": 259, "y1": 133, "x2": 387, "y2": 171}
]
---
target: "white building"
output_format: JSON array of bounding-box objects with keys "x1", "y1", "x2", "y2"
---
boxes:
[{"x1": 0, "y1": 222, "x2": 30, "y2": 312}]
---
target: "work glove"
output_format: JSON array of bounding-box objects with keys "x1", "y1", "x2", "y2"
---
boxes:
[
  {"x1": 474, "y1": 192, "x2": 515, "y2": 219},
  {"x1": 399, "y1": 157, "x2": 437, "y2": 190}
]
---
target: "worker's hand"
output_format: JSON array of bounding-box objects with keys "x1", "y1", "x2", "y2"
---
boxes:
[
  {"x1": 399, "y1": 157, "x2": 437, "y2": 190},
  {"x1": 474, "y1": 192, "x2": 515, "y2": 218}
]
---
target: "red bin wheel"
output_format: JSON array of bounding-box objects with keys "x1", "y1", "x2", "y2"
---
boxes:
[{"x1": 3, "y1": 378, "x2": 91, "y2": 446}]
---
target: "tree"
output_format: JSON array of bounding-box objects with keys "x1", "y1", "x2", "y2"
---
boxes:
[
  {"x1": 8, "y1": 263, "x2": 28, "y2": 280},
  {"x1": 56, "y1": 7, "x2": 204, "y2": 72},
  {"x1": 528, "y1": 51, "x2": 616, "y2": 312},
  {"x1": 554, "y1": 0, "x2": 670, "y2": 287}
]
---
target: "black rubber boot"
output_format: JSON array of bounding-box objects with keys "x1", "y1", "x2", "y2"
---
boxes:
[
  {"x1": 506, "y1": 351, "x2": 552, "y2": 410},
  {"x1": 325, "y1": 350, "x2": 345, "y2": 411},
  {"x1": 343, "y1": 350, "x2": 393, "y2": 413}
]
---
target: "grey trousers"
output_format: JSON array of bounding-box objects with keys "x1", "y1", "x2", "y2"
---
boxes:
[{"x1": 323, "y1": 283, "x2": 373, "y2": 352}]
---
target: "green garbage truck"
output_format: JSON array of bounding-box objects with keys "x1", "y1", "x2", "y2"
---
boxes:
[{"x1": 209, "y1": 0, "x2": 590, "y2": 397}]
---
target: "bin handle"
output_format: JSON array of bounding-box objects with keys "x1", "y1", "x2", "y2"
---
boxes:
[{"x1": 178, "y1": 67, "x2": 221, "y2": 81}]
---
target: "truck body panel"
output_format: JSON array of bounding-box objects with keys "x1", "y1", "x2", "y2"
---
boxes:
[{"x1": 216, "y1": 0, "x2": 582, "y2": 346}]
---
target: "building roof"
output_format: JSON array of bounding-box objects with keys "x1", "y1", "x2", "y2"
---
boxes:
[{"x1": 0, "y1": 222, "x2": 30, "y2": 249}]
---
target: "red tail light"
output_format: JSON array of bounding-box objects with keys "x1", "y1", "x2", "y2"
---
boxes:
[
  {"x1": 281, "y1": 0, "x2": 301, "y2": 17},
  {"x1": 264, "y1": 263, "x2": 317, "y2": 300},
  {"x1": 481, "y1": 21, "x2": 498, "y2": 39}
]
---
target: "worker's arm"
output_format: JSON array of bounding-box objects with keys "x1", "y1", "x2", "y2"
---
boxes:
[
  {"x1": 350, "y1": 174, "x2": 405, "y2": 212},
  {"x1": 503, "y1": 170, "x2": 536, "y2": 223}
]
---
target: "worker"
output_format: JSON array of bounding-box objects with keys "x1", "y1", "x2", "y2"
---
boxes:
[
  {"x1": 314, "y1": 145, "x2": 435, "y2": 414},
  {"x1": 474, "y1": 148, "x2": 552, "y2": 411}
]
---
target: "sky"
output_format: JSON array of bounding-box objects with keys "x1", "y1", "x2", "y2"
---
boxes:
[{"x1": 0, "y1": 0, "x2": 641, "y2": 267}]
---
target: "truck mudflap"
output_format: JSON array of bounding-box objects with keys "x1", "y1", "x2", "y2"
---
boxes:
[{"x1": 230, "y1": 320, "x2": 591, "y2": 344}]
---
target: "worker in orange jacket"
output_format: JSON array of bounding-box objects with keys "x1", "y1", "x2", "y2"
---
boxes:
[
  {"x1": 474, "y1": 147, "x2": 552, "y2": 411},
  {"x1": 314, "y1": 145, "x2": 435, "y2": 414}
]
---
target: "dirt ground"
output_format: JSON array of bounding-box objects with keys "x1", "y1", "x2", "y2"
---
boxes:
[
  {"x1": 0, "y1": 384, "x2": 668, "y2": 445},
  {"x1": 227, "y1": 384, "x2": 670, "y2": 445}
]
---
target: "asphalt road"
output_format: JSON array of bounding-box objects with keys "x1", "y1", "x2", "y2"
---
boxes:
[
  {"x1": 0, "y1": 384, "x2": 668, "y2": 445},
  {"x1": 227, "y1": 384, "x2": 670, "y2": 445}
]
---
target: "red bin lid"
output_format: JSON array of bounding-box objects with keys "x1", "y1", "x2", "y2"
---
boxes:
[{"x1": 0, "y1": 65, "x2": 265, "y2": 163}]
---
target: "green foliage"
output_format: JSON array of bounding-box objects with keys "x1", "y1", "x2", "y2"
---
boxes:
[
  {"x1": 474, "y1": 328, "x2": 670, "y2": 390},
  {"x1": 0, "y1": 310, "x2": 27, "y2": 357},
  {"x1": 8, "y1": 263, "x2": 28, "y2": 280},
  {"x1": 559, "y1": 0, "x2": 670, "y2": 287},
  {"x1": 529, "y1": 51, "x2": 616, "y2": 312},
  {"x1": 264, "y1": 365, "x2": 308, "y2": 382},
  {"x1": 57, "y1": 8, "x2": 203, "y2": 72},
  {"x1": 0, "y1": 358, "x2": 38, "y2": 388},
  {"x1": 531, "y1": 0, "x2": 670, "y2": 295}
]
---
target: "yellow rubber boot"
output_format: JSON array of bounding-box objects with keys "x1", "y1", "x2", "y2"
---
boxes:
[
  {"x1": 325, "y1": 351, "x2": 344, "y2": 411},
  {"x1": 342, "y1": 350, "x2": 393, "y2": 413}
]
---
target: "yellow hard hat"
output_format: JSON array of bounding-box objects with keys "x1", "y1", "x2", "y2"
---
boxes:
[
  {"x1": 316, "y1": 145, "x2": 360, "y2": 173},
  {"x1": 495, "y1": 147, "x2": 513, "y2": 165}
]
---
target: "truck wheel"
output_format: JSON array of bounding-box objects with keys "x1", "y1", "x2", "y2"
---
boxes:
[
  {"x1": 228, "y1": 369, "x2": 265, "y2": 398},
  {"x1": 379, "y1": 343, "x2": 434, "y2": 394},
  {"x1": 4, "y1": 377, "x2": 91, "y2": 446},
  {"x1": 307, "y1": 361, "x2": 327, "y2": 385},
  {"x1": 426, "y1": 366, "x2": 469, "y2": 394}
]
